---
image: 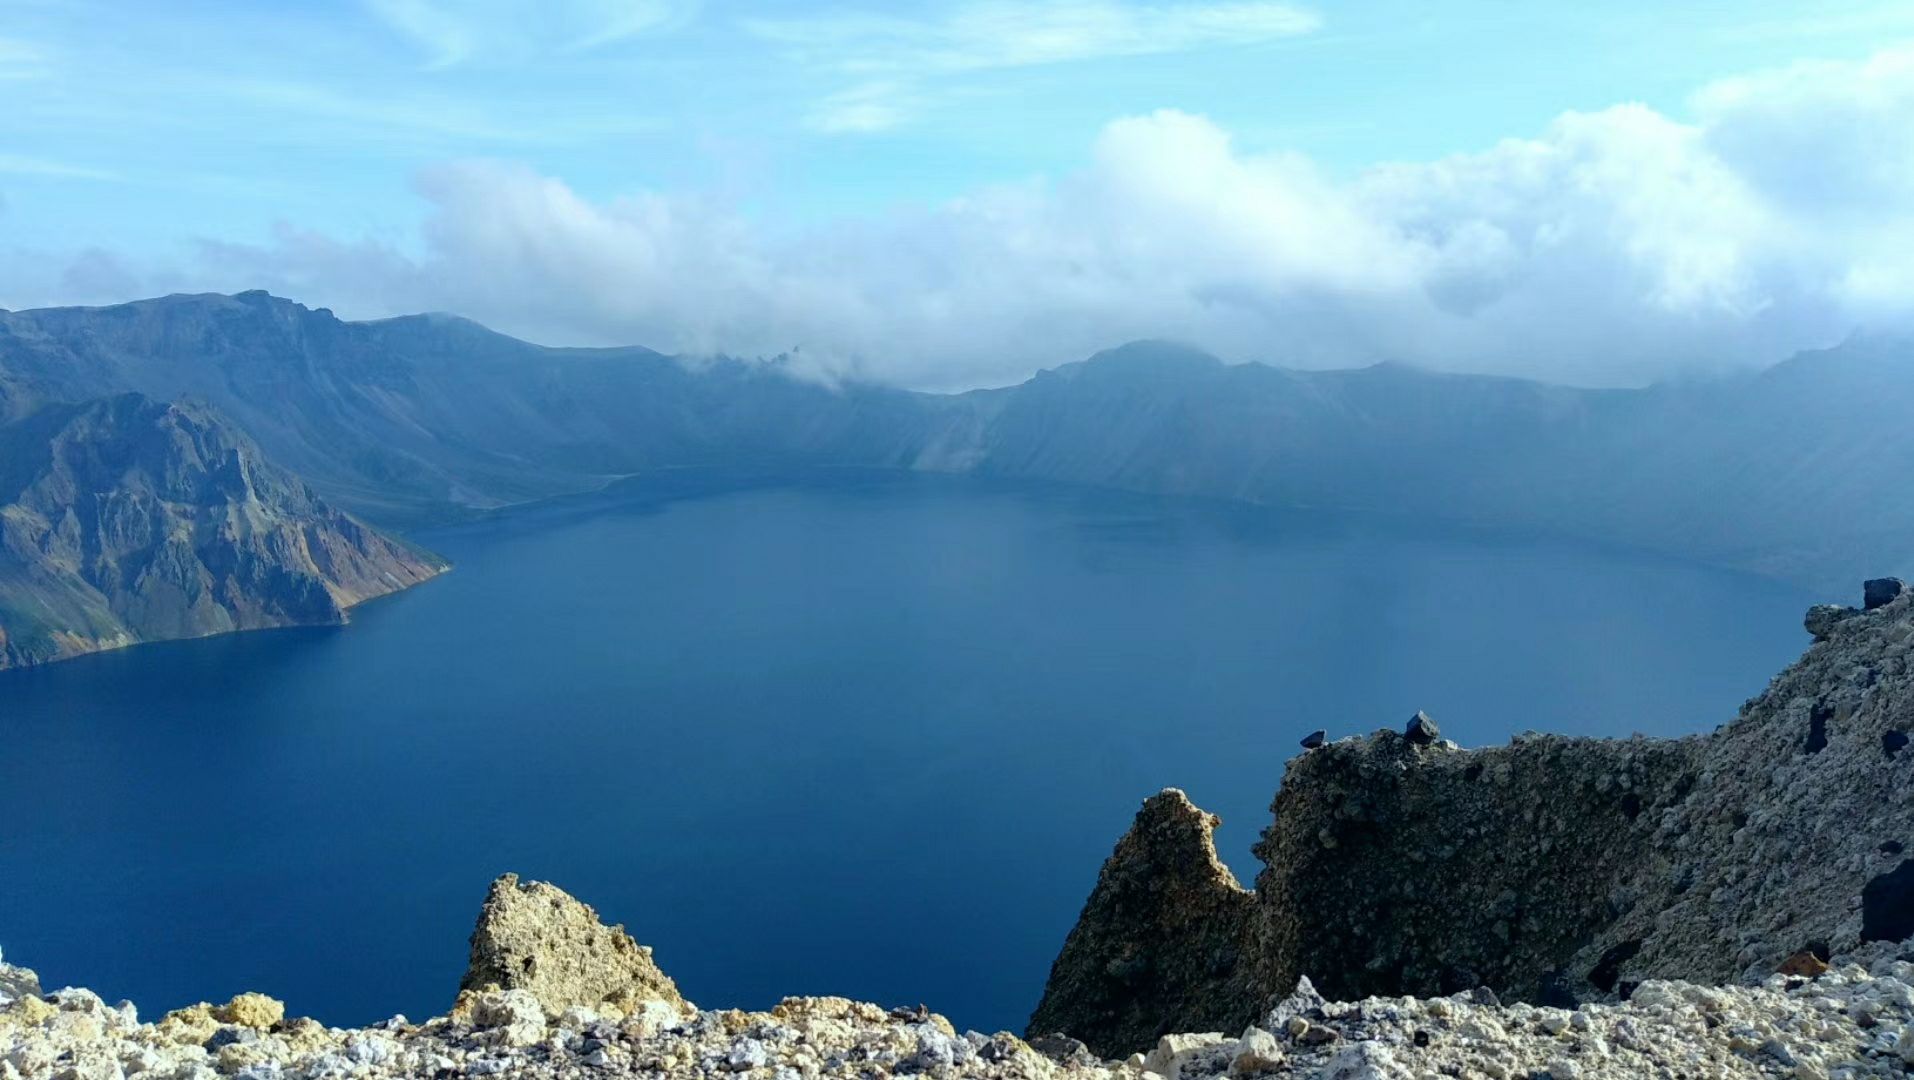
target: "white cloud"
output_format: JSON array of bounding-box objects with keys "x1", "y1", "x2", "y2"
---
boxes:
[
  {"x1": 20, "y1": 43, "x2": 1914, "y2": 390},
  {"x1": 748, "y1": 1, "x2": 1320, "y2": 132},
  {"x1": 363, "y1": 0, "x2": 698, "y2": 67}
]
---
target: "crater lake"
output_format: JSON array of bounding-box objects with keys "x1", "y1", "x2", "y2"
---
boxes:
[{"x1": 0, "y1": 470, "x2": 1815, "y2": 1033}]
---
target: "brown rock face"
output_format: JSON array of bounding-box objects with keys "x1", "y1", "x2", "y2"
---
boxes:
[
  {"x1": 461, "y1": 874, "x2": 689, "y2": 1019},
  {"x1": 1025, "y1": 789, "x2": 1257, "y2": 1056},
  {"x1": 0, "y1": 392, "x2": 445, "y2": 669}
]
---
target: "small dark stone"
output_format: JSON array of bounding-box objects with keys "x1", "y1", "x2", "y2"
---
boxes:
[
  {"x1": 1866, "y1": 577, "x2": 1906, "y2": 610},
  {"x1": 1412, "y1": 1030, "x2": 1431, "y2": 1048},
  {"x1": 1027, "y1": 1033, "x2": 1094, "y2": 1065},
  {"x1": 1806, "y1": 704, "x2": 1831, "y2": 754},
  {"x1": 1887, "y1": 731, "x2": 1909, "y2": 759},
  {"x1": 1862, "y1": 859, "x2": 1914, "y2": 942},
  {"x1": 1587, "y1": 939, "x2": 1643, "y2": 995},
  {"x1": 1536, "y1": 970, "x2": 1577, "y2": 1009},
  {"x1": 1405, "y1": 710, "x2": 1441, "y2": 745},
  {"x1": 1300, "y1": 729, "x2": 1327, "y2": 750},
  {"x1": 1883, "y1": 840, "x2": 1905, "y2": 855},
  {"x1": 205, "y1": 1027, "x2": 258, "y2": 1050},
  {"x1": 1620, "y1": 792, "x2": 1642, "y2": 819},
  {"x1": 1468, "y1": 986, "x2": 1500, "y2": 1007}
]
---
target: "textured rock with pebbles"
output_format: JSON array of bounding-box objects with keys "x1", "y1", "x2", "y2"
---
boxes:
[
  {"x1": 14, "y1": 939, "x2": 1914, "y2": 1079},
  {"x1": 1033, "y1": 582, "x2": 1914, "y2": 1059}
]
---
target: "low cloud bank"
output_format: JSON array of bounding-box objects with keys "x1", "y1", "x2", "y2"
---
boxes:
[{"x1": 12, "y1": 45, "x2": 1914, "y2": 390}]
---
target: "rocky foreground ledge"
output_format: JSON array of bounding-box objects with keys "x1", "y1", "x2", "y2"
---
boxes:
[
  {"x1": 12, "y1": 879, "x2": 1914, "y2": 1080},
  {"x1": 15, "y1": 583, "x2": 1914, "y2": 1079}
]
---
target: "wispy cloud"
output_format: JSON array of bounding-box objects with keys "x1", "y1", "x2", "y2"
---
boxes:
[
  {"x1": 748, "y1": 1, "x2": 1319, "y2": 74},
  {"x1": 363, "y1": 0, "x2": 699, "y2": 68},
  {"x1": 747, "y1": 1, "x2": 1320, "y2": 132},
  {"x1": 222, "y1": 78, "x2": 664, "y2": 145},
  {"x1": 0, "y1": 35, "x2": 49, "y2": 79},
  {"x1": 0, "y1": 154, "x2": 116, "y2": 181},
  {"x1": 807, "y1": 82, "x2": 919, "y2": 134}
]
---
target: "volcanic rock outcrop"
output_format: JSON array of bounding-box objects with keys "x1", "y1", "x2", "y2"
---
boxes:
[
  {"x1": 1025, "y1": 791, "x2": 1257, "y2": 1051},
  {"x1": 1033, "y1": 582, "x2": 1914, "y2": 1056},
  {"x1": 460, "y1": 874, "x2": 690, "y2": 1022}
]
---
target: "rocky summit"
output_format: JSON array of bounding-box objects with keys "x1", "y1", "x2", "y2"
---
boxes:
[{"x1": 17, "y1": 587, "x2": 1914, "y2": 1077}]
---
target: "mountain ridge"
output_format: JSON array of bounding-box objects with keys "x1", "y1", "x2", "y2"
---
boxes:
[{"x1": 4, "y1": 292, "x2": 1912, "y2": 596}]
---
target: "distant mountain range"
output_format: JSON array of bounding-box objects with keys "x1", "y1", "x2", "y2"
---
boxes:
[{"x1": 2, "y1": 290, "x2": 1910, "y2": 664}]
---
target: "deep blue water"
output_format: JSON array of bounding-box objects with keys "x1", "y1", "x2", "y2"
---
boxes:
[{"x1": 0, "y1": 470, "x2": 1815, "y2": 1033}]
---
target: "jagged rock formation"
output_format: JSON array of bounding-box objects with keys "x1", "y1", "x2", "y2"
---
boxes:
[
  {"x1": 1570, "y1": 582, "x2": 1914, "y2": 990},
  {"x1": 1034, "y1": 584, "x2": 1914, "y2": 1057},
  {"x1": 1026, "y1": 790, "x2": 1257, "y2": 1053},
  {"x1": 0, "y1": 393, "x2": 444, "y2": 669},
  {"x1": 1255, "y1": 730, "x2": 1701, "y2": 1007},
  {"x1": 460, "y1": 874, "x2": 689, "y2": 1022}
]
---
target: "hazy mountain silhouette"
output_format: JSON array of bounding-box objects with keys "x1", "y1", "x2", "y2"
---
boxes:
[{"x1": 3, "y1": 292, "x2": 1910, "y2": 607}]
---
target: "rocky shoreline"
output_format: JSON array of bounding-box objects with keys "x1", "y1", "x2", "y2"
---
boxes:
[{"x1": 13, "y1": 582, "x2": 1914, "y2": 1078}]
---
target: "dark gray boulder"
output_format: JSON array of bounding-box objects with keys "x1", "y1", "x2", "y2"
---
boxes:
[{"x1": 1866, "y1": 578, "x2": 1906, "y2": 611}]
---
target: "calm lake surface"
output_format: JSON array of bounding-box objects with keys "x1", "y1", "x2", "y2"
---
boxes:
[{"x1": 0, "y1": 470, "x2": 1816, "y2": 1033}]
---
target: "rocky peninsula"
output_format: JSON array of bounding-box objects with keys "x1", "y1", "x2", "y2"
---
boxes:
[
  {"x1": 0, "y1": 393, "x2": 445, "y2": 669},
  {"x1": 12, "y1": 583, "x2": 1914, "y2": 1078}
]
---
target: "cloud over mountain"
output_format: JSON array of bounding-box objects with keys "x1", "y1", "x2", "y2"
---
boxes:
[{"x1": 14, "y1": 43, "x2": 1914, "y2": 390}]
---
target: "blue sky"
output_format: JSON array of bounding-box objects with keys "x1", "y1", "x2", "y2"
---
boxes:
[{"x1": 6, "y1": 1, "x2": 1914, "y2": 387}]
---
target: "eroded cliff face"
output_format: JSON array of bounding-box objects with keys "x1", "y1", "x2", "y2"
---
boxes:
[
  {"x1": 1033, "y1": 583, "x2": 1914, "y2": 1056},
  {"x1": 1571, "y1": 582, "x2": 1914, "y2": 991},
  {"x1": 0, "y1": 393, "x2": 445, "y2": 669},
  {"x1": 1026, "y1": 790, "x2": 1258, "y2": 1054},
  {"x1": 1252, "y1": 730, "x2": 1701, "y2": 1007}
]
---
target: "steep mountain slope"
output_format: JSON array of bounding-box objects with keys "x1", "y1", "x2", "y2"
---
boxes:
[
  {"x1": 940, "y1": 339, "x2": 1914, "y2": 588},
  {"x1": 0, "y1": 393, "x2": 444, "y2": 669},
  {"x1": 0, "y1": 292, "x2": 953, "y2": 524},
  {"x1": 3, "y1": 293, "x2": 1912, "y2": 589}
]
